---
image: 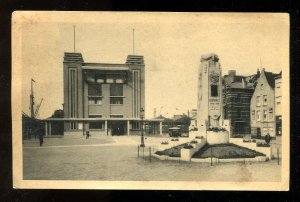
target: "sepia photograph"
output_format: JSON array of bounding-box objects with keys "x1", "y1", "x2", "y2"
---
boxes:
[{"x1": 12, "y1": 12, "x2": 289, "y2": 190}]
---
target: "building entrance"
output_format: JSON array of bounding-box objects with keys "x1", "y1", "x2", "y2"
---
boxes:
[{"x1": 109, "y1": 121, "x2": 126, "y2": 136}]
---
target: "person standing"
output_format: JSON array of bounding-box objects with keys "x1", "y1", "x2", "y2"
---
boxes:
[{"x1": 39, "y1": 132, "x2": 44, "y2": 146}]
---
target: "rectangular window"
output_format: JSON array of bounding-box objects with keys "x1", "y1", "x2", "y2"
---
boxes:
[
  {"x1": 110, "y1": 115, "x2": 123, "y2": 118},
  {"x1": 132, "y1": 122, "x2": 140, "y2": 130},
  {"x1": 269, "y1": 108, "x2": 273, "y2": 119},
  {"x1": 236, "y1": 94, "x2": 241, "y2": 102},
  {"x1": 89, "y1": 121, "x2": 103, "y2": 129},
  {"x1": 256, "y1": 110, "x2": 260, "y2": 121},
  {"x1": 211, "y1": 85, "x2": 218, "y2": 97},
  {"x1": 263, "y1": 95, "x2": 267, "y2": 105},
  {"x1": 256, "y1": 96, "x2": 260, "y2": 106},
  {"x1": 263, "y1": 110, "x2": 267, "y2": 121},
  {"x1": 88, "y1": 84, "x2": 102, "y2": 96},
  {"x1": 110, "y1": 84, "x2": 123, "y2": 104},
  {"x1": 110, "y1": 97, "x2": 123, "y2": 104},
  {"x1": 110, "y1": 84, "x2": 123, "y2": 96},
  {"x1": 88, "y1": 115, "x2": 102, "y2": 118},
  {"x1": 88, "y1": 84, "x2": 102, "y2": 105},
  {"x1": 251, "y1": 110, "x2": 255, "y2": 120}
]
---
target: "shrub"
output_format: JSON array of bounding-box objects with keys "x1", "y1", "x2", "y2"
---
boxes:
[
  {"x1": 183, "y1": 144, "x2": 193, "y2": 149},
  {"x1": 207, "y1": 127, "x2": 227, "y2": 132},
  {"x1": 195, "y1": 136, "x2": 204, "y2": 139},
  {"x1": 256, "y1": 142, "x2": 270, "y2": 147},
  {"x1": 161, "y1": 141, "x2": 169, "y2": 145},
  {"x1": 190, "y1": 140, "x2": 198, "y2": 144}
]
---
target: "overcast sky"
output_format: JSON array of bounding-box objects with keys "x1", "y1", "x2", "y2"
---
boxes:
[{"x1": 19, "y1": 12, "x2": 289, "y2": 119}]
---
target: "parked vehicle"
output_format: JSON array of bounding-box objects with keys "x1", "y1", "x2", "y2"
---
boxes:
[{"x1": 168, "y1": 127, "x2": 181, "y2": 137}]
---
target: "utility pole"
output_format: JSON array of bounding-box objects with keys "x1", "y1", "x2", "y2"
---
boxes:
[{"x1": 30, "y1": 78, "x2": 35, "y2": 118}]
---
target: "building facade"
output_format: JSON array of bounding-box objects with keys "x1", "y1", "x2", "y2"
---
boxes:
[
  {"x1": 223, "y1": 70, "x2": 257, "y2": 137},
  {"x1": 45, "y1": 52, "x2": 163, "y2": 136},
  {"x1": 197, "y1": 54, "x2": 223, "y2": 133},
  {"x1": 275, "y1": 73, "x2": 282, "y2": 136},
  {"x1": 250, "y1": 68, "x2": 280, "y2": 137}
]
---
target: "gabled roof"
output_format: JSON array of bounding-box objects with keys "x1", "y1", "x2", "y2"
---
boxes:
[{"x1": 264, "y1": 71, "x2": 281, "y2": 89}]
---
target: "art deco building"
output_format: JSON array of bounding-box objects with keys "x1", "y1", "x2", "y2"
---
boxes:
[{"x1": 45, "y1": 52, "x2": 162, "y2": 136}]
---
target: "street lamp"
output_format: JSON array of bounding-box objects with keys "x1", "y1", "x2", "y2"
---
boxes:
[{"x1": 140, "y1": 107, "x2": 145, "y2": 147}]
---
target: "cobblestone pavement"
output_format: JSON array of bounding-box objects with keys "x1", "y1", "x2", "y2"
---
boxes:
[{"x1": 23, "y1": 136, "x2": 281, "y2": 181}]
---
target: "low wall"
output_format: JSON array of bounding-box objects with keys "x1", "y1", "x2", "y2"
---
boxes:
[
  {"x1": 207, "y1": 131, "x2": 229, "y2": 145},
  {"x1": 180, "y1": 139, "x2": 207, "y2": 161},
  {"x1": 229, "y1": 138, "x2": 272, "y2": 159},
  {"x1": 191, "y1": 156, "x2": 267, "y2": 163},
  {"x1": 158, "y1": 138, "x2": 190, "y2": 151}
]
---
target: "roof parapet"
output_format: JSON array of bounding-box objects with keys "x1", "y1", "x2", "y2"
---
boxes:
[{"x1": 64, "y1": 52, "x2": 84, "y2": 63}]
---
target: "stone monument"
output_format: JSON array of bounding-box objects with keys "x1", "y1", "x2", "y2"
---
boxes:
[{"x1": 196, "y1": 53, "x2": 229, "y2": 144}]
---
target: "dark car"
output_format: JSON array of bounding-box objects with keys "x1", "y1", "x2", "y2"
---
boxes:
[{"x1": 168, "y1": 127, "x2": 181, "y2": 137}]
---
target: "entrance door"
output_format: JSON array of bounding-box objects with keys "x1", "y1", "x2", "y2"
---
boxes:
[{"x1": 110, "y1": 121, "x2": 125, "y2": 136}]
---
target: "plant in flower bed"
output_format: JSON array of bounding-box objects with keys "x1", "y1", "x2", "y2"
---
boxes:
[
  {"x1": 190, "y1": 140, "x2": 198, "y2": 144},
  {"x1": 161, "y1": 141, "x2": 169, "y2": 145},
  {"x1": 171, "y1": 138, "x2": 179, "y2": 141},
  {"x1": 192, "y1": 143, "x2": 265, "y2": 159},
  {"x1": 256, "y1": 142, "x2": 270, "y2": 147},
  {"x1": 195, "y1": 136, "x2": 204, "y2": 139},
  {"x1": 155, "y1": 143, "x2": 189, "y2": 157},
  {"x1": 207, "y1": 127, "x2": 227, "y2": 132}
]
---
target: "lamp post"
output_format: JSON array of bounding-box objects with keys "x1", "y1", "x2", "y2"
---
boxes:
[{"x1": 140, "y1": 107, "x2": 145, "y2": 147}]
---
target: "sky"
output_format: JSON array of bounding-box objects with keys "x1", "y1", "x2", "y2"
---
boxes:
[{"x1": 18, "y1": 12, "x2": 289, "y2": 119}]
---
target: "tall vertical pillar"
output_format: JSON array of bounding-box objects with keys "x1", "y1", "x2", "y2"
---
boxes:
[
  {"x1": 127, "y1": 120, "x2": 130, "y2": 136},
  {"x1": 105, "y1": 120, "x2": 108, "y2": 135},
  {"x1": 159, "y1": 121, "x2": 162, "y2": 135},
  {"x1": 49, "y1": 122, "x2": 52, "y2": 136},
  {"x1": 45, "y1": 121, "x2": 48, "y2": 136}
]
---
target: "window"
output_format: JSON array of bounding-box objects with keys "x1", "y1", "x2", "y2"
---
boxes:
[
  {"x1": 110, "y1": 115, "x2": 123, "y2": 118},
  {"x1": 88, "y1": 98, "x2": 102, "y2": 105},
  {"x1": 110, "y1": 97, "x2": 123, "y2": 104},
  {"x1": 132, "y1": 122, "x2": 140, "y2": 130},
  {"x1": 211, "y1": 85, "x2": 218, "y2": 97},
  {"x1": 89, "y1": 115, "x2": 102, "y2": 118},
  {"x1": 263, "y1": 110, "x2": 267, "y2": 121},
  {"x1": 110, "y1": 84, "x2": 123, "y2": 104},
  {"x1": 263, "y1": 95, "x2": 267, "y2": 105},
  {"x1": 88, "y1": 84, "x2": 102, "y2": 105},
  {"x1": 110, "y1": 84, "x2": 123, "y2": 96},
  {"x1": 277, "y1": 101, "x2": 281, "y2": 107},
  {"x1": 251, "y1": 110, "x2": 255, "y2": 120},
  {"x1": 256, "y1": 110, "x2": 260, "y2": 121},
  {"x1": 89, "y1": 121, "x2": 103, "y2": 129},
  {"x1": 269, "y1": 108, "x2": 273, "y2": 119},
  {"x1": 256, "y1": 96, "x2": 260, "y2": 106}
]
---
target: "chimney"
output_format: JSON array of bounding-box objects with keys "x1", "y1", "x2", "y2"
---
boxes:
[{"x1": 242, "y1": 78, "x2": 245, "y2": 88}]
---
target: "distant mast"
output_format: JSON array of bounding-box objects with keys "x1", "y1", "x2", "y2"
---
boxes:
[{"x1": 30, "y1": 78, "x2": 35, "y2": 118}]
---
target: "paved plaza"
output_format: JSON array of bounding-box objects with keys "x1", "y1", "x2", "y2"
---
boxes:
[{"x1": 23, "y1": 136, "x2": 281, "y2": 181}]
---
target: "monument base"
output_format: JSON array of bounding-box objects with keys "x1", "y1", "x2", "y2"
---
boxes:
[{"x1": 206, "y1": 130, "x2": 229, "y2": 145}]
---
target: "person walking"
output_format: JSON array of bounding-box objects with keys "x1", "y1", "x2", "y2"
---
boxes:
[
  {"x1": 39, "y1": 132, "x2": 44, "y2": 146},
  {"x1": 86, "y1": 130, "x2": 90, "y2": 139}
]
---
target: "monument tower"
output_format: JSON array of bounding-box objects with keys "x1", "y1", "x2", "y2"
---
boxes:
[{"x1": 197, "y1": 53, "x2": 223, "y2": 134}]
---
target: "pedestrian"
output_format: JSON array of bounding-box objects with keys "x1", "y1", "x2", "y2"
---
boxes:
[
  {"x1": 86, "y1": 130, "x2": 90, "y2": 139},
  {"x1": 265, "y1": 133, "x2": 271, "y2": 145},
  {"x1": 39, "y1": 132, "x2": 44, "y2": 146}
]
